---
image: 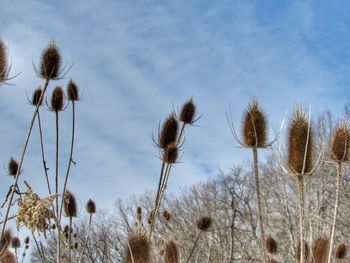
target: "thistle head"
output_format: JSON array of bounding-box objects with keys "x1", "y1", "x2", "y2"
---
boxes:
[
  {"x1": 51, "y1": 86, "x2": 65, "y2": 111},
  {"x1": 265, "y1": 236, "x2": 277, "y2": 254},
  {"x1": 31, "y1": 88, "x2": 43, "y2": 106},
  {"x1": 63, "y1": 191, "x2": 77, "y2": 218},
  {"x1": 159, "y1": 114, "x2": 178, "y2": 149},
  {"x1": 196, "y1": 216, "x2": 213, "y2": 232},
  {"x1": 335, "y1": 242, "x2": 347, "y2": 259},
  {"x1": 242, "y1": 99, "x2": 267, "y2": 148},
  {"x1": 163, "y1": 143, "x2": 179, "y2": 164},
  {"x1": 67, "y1": 79, "x2": 80, "y2": 101},
  {"x1": 11, "y1": 237, "x2": 20, "y2": 249},
  {"x1": 331, "y1": 121, "x2": 350, "y2": 162},
  {"x1": 124, "y1": 230, "x2": 152, "y2": 263},
  {"x1": 287, "y1": 107, "x2": 314, "y2": 175},
  {"x1": 179, "y1": 98, "x2": 196, "y2": 125},
  {"x1": 39, "y1": 41, "x2": 61, "y2": 80},
  {"x1": 7, "y1": 157, "x2": 19, "y2": 176},
  {"x1": 0, "y1": 40, "x2": 9, "y2": 84},
  {"x1": 312, "y1": 236, "x2": 329, "y2": 263},
  {"x1": 86, "y1": 199, "x2": 96, "y2": 214},
  {"x1": 164, "y1": 240, "x2": 179, "y2": 263}
]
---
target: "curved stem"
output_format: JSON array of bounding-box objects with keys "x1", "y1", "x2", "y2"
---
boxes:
[
  {"x1": 0, "y1": 78, "x2": 50, "y2": 238},
  {"x1": 252, "y1": 147, "x2": 267, "y2": 263},
  {"x1": 55, "y1": 110, "x2": 61, "y2": 263},
  {"x1": 59, "y1": 101, "x2": 76, "y2": 222},
  {"x1": 185, "y1": 231, "x2": 201, "y2": 263},
  {"x1": 328, "y1": 162, "x2": 341, "y2": 263},
  {"x1": 78, "y1": 213, "x2": 93, "y2": 263}
]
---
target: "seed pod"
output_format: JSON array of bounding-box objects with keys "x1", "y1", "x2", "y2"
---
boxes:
[
  {"x1": 163, "y1": 143, "x2": 178, "y2": 164},
  {"x1": 67, "y1": 79, "x2": 79, "y2": 101},
  {"x1": 159, "y1": 114, "x2": 178, "y2": 149},
  {"x1": 51, "y1": 86, "x2": 64, "y2": 111},
  {"x1": 0, "y1": 40, "x2": 9, "y2": 83},
  {"x1": 124, "y1": 231, "x2": 152, "y2": 263},
  {"x1": 86, "y1": 199, "x2": 96, "y2": 214},
  {"x1": 242, "y1": 100, "x2": 267, "y2": 148},
  {"x1": 163, "y1": 210, "x2": 171, "y2": 222},
  {"x1": 265, "y1": 236, "x2": 277, "y2": 254},
  {"x1": 11, "y1": 237, "x2": 20, "y2": 248},
  {"x1": 31, "y1": 88, "x2": 43, "y2": 106},
  {"x1": 335, "y1": 242, "x2": 347, "y2": 259},
  {"x1": 312, "y1": 236, "x2": 329, "y2": 263},
  {"x1": 64, "y1": 191, "x2": 77, "y2": 217},
  {"x1": 39, "y1": 41, "x2": 61, "y2": 80},
  {"x1": 287, "y1": 107, "x2": 314, "y2": 175},
  {"x1": 180, "y1": 98, "x2": 196, "y2": 124},
  {"x1": 196, "y1": 216, "x2": 213, "y2": 232},
  {"x1": 8, "y1": 157, "x2": 19, "y2": 176},
  {"x1": 24, "y1": 236, "x2": 30, "y2": 244},
  {"x1": 331, "y1": 122, "x2": 350, "y2": 162},
  {"x1": 164, "y1": 240, "x2": 179, "y2": 263}
]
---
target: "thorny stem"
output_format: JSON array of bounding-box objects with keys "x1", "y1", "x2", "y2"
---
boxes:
[
  {"x1": 68, "y1": 216, "x2": 72, "y2": 263},
  {"x1": 55, "y1": 110, "x2": 61, "y2": 263},
  {"x1": 185, "y1": 231, "x2": 202, "y2": 263},
  {"x1": 298, "y1": 175, "x2": 305, "y2": 263},
  {"x1": 328, "y1": 162, "x2": 341, "y2": 263},
  {"x1": 59, "y1": 101, "x2": 76, "y2": 222},
  {"x1": 0, "y1": 78, "x2": 50, "y2": 239},
  {"x1": 78, "y1": 213, "x2": 93, "y2": 263},
  {"x1": 37, "y1": 110, "x2": 51, "y2": 195},
  {"x1": 252, "y1": 147, "x2": 267, "y2": 263}
]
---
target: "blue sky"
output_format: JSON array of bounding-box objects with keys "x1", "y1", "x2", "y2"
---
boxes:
[{"x1": 0, "y1": 0, "x2": 350, "y2": 213}]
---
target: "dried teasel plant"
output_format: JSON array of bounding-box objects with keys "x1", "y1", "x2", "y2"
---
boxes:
[
  {"x1": 312, "y1": 236, "x2": 330, "y2": 263},
  {"x1": 335, "y1": 242, "x2": 347, "y2": 260},
  {"x1": 0, "y1": 39, "x2": 17, "y2": 85},
  {"x1": 265, "y1": 236, "x2": 277, "y2": 254},
  {"x1": 0, "y1": 249, "x2": 16, "y2": 263},
  {"x1": 327, "y1": 121, "x2": 350, "y2": 263},
  {"x1": 123, "y1": 230, "x2": 152, "y2": 263},
  {"x1": 63, "y1": 191, "x2": 77, "y2": 263},
  {"x1": 0, "y1": 229, "x2": 12, "y2": 256},
  {"x1": 7, "y1": 157, "x2": 19, "y2": 177},
  {"x1": 164, "y1": 240, "x2": 180, "y2": 263}
]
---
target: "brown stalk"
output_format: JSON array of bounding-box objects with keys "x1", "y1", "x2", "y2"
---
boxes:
[
  {"x1": 185, "y1": 231, "x2": 201, "y2": 263},
  {"x1": 55, "y1": 110, "x2": 61, "y2": 263},
  {"x1": 78, "y1": 213, "x2": 93, "y2": 263}
]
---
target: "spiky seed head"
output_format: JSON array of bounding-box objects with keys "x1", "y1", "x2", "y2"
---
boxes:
[
  {"x1": 11, "y1": 237, "x2": 20, "y2": 249},
  {"x1": 164, "y1": 240, "x2": 179, "y2": 263},
  {"x1": 242, "y1": 100, "x2": 267, "y2": 148},
  {"x1": 180, "y1": 98, "x2": 196, "y2": 124},
  {"x1": 8, "y1": 157, "x2": 19, "y2": 176},
  {"x1": 67, "y1": 79, "x2": 80, "y2": 101},
  {"x1": 51, "y1": 86, "x2": 64, "y2": 111},
  {"x1": 86, "y1": 199, "x2": 96, "y2": 214},
  {"x1": 331, "y1": 122, "x2": 350, "y2": 162},
  {"x1": 31, "y1": 88, "x2": 43, "y2": 106},
  {"x1": 265, "y1": 236, "x2": 277, "y2": 254},
  {"x1": 296, "y1": 241, "x2": 309, "y2": 262},
  {"x1": 335, "y1": 242, "x2": 347, "y2": 259},
  {"x1": 0, "y1": 229, "x2": 12, "y2": 254},
  {"x1": 63, "y1": 191, "x2": 77, "y2": 217},
  {"x1": 159, "y1": 114, "x2": 178, "y2": 149},
  {"x1": 287, "y1": 107, "x2": 314, "y2": 175},
  {"x1": 0, "y1": 250, "x2": 16, "y2": 263},
  {"x1": 196, "y1": 216, "x2": 213, "y2": 232},
  {"x1": 124, "y1": 231, "x2": 152, "y2": 263},
  {"x1": 163, "y1": 210, "x2": 171, "y2": 221},
  {"x1": 24, "y1": 236, "x2": 29, "y2": 244},
  {"x1": 163, "y1": 143, "x2": 178, "y2": 164},
  {"x1": 39, "y1": 41, "x2": 61, "y2": 80},
  {"x1": 312, "y1": 236, "x2": 329, "y2": 263},
  {"x1": 0, "y1": 40, "x2": 9, "y2": 83}
]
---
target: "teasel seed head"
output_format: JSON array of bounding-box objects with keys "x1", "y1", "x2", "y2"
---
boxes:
[
  {"x1": 0, "y1": 250, "x2": 16, "y2": 262},
  {"x1": 265, "y1": 236, "x2": 277, "y2": 254},
  {"x1": 331, "y1": 122, "x2": 350, "y2": 162},
  {"x1": 164, "y1": 240, "x2": 180, "y2": 263},
  {"x1": 67, "y1": 79, "x2": 80, "y2": 101},
  {"x1": 7, "y1": 157, "x2": 19, "y2": 176},
  {"x1": 163, "y1": 210, "x2": 171, "y2": 222},
  {"x1": 51, "y1": 86, "x2": 65, "y2": 111},
  {"x1": 63, "y1": 191, "x2": 77, "y2": 217},
  {"x1": 0, "y1": 40, "x2": 9, "y2": 84},
  {"x1": 0, "y1": 229, "x2": 12, "y2": 254},
  {"x1": 242, "y1": 99, "x2": 267, "y2": 148},
  {"x1": 180, "y1": 98, "x2": 196, "y2": 125},
  {"x1": 335, "y1": 242, "x2": 347, "y2": 259},
  {"x1": 39, "y1": 41, "x2": 61, "y2": 80},
  {"x1": 312, "y1": 236, "x2": 329, "y2": 263},
  {"x1": 296, "y1": 241, "x2": 309, "y2": 262},
  {"x1": 124, "y1": 230, "x2": 152, "y2": 263},
  {"x1": 31, "y1": 88, "x2": 43, "y2": 106},
  {"x1": 287, "y1": 107, "x2": 314, "y2": 175},
  {"x1": 24, "y1": 236, "x2": 29, "y2": 245},
  {"x1": 86, "y1": 199, "x2": 96, "y2": 214},
  {"x1": 11, "y1": 237, "x2": 20, "y2": 249},
  {"x1": 196, "y1": 216, "x2": 213, "y2": 232},
  {"x1": 159, "y1": 114, "x2": 179, "y2": 149},
  {"x1": 163, "y1": 143, "x2": 178, "y2": 164}
]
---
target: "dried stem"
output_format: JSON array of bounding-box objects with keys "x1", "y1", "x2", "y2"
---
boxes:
[
  {"x1": 0, "y1": 78, "x2": 50, "y2": 238},
  {"x1": 298, "y1": 175, "x2": 305, "y2": 263},
  {"x1": 328, "y1": 162, "x2": 341, "y2": 263},
  {"x1": 185, "y1": 231, "x2": 202, "y2": 263},
  {"x1": 68, "y1": 216, "x2": 72, "y2": 263},
  {"x1": 55, "y1": 110, "x2": 61, "y2": 263},
  {"x1": 78, "y1": 213, "x2": 93, "y2": 263}
]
